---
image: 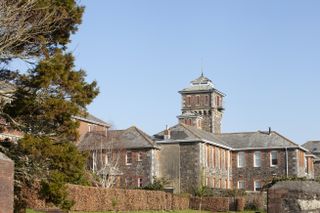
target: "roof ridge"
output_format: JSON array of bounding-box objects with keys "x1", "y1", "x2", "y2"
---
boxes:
[
  {"x1": 218, "y1": 131, "x2": 260, "y2": 135},
  {"x1": 179, "y1": 123, "x2": 203, "y2": 140},
  {"x1": 272, "y1": 131, "x2": 300, "y2": 147},
  {"x1": 131, "y1": 126, "x2": 156, "y2": 147}
]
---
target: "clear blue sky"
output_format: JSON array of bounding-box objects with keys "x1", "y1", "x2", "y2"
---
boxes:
[{"x1": 68, "y1": 0, "x2": 320, "y2": 144}]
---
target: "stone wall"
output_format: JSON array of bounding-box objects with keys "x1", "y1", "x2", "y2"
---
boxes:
[
  {"x1": 179, "y1": 142, "x2": 201, "y2": 193},
  {"x1": 0, "y1": 152, "x2": 14, "y2": 213},
  {"x1": 268, "y1": 181, "x2": 320, "y2": 213},
  {"x1": 117, "y1": 149, "x2": 154, "y2": 188},
  {"x1": 231, "y1": 149, "x2": 299, "y2": 191},
  {"x1": 314, "y1": 160, "x2": 320, "y2": 178}
]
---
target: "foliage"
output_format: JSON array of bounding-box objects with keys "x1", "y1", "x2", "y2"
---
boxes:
[
  {"x1": 262, "y1": 176, "x2": 308, "y2": 190},
  {"x1": 1, "y1": 135, "x2": 89, "y2": 211},
  {"x1": 193, "y1": 186, "x2": 246, "y2": 197},
  {"x1": 0, "y1": 0, "x2": 84, "y2": 61},
  {"x1": 140, "y1": 177, "x2": 170, "y2": 191},
  {"x1": 0, "y1": 0, "x2": 99, "y2": 210},
  {"x1": 3, "y1": 50, "x2": 99, "y2": 141}
]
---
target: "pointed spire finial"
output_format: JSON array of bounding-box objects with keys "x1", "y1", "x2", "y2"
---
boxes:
[{"x1": 201, "y1": 58, "x2": 204, "y2": 77}]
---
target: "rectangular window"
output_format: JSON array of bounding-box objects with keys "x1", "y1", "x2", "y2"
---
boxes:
[
  {"x1": 254, "y1": 181, "x2": 262, "y2": 192},
  {"x1": 216, "y1": 148, "x2": 220, "y2": 168},
  {"x1": 223, "y1": 150, "x2": 226, "y2": 169},
  {"x1": 254, "y1": 151, "x2": 261, "y2": 167},
  {"x1": 270, "y1": 151, "x2": 278, "y2": 167},
  {"x1": 237, "y1": 152, "x2": 246, "y2": 168},
  {"x1": 196, "y1": 96, "x2": 200, "y2": 105},
  {"x1": 208, "y1": 146, "x2": 212, "y2": 167},
  {"x1": 238, "y1": 181, "x2": 245, "y2": 189},
  {"x1": 205, "y1": 95, "x2": 209, "y2": 105},
  {"x1": 206, "y1": 145, "x2": 209, "y2": 167},
  {"x1": 187, "y1": 96, "x2": 191, "y2": 106},
  {"x1": 92, "y1": 151, "x2": 97, "y2": 172},
  {"x1": 125, "y1": 177, "x2": 132, "y2": 187},
  {"x1": 138, "y1": 178, "x2": 143, "y2": 187},
  {"x1": 137, "y1": 152, "x2": 142, "y2": 161},
  {"x1": 126, "y1": 151, "x2": 132, "y2": 165},
  {"x1": 104, "y1": 154, "x2": 109, "y2": 165},
  {"x1": 212, "y1": 146, "x2": 215, "y2": 168}
]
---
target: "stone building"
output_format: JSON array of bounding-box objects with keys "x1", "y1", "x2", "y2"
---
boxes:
[
  {"x1": 302, "y1": 140, "x2": 320, "y2": 178},
  {"x1": 154, "y1": 123, "x2": 232, "y2": 193},
  {"x1": 73, "y1": 114, "x2": 111, "y2": 144},
  {"x1": 78, "y1": 126, "x2": 159, "y2": 188},
  {"x1": 178, "y1": 74, "x2": 225, "y2": 134},
  {"x1": 218, "y1": 131, "x2": 314, "y2": 191},
  {"x1": 154, "y1": 74, "x2": 314, "y2": 193}
]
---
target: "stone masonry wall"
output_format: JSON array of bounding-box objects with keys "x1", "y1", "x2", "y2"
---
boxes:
[
  {"x1": 180, "y1": 142, "x2": 201, "y2": 193},
  {"x1": 314, "y1": 160, "x2": 320, "y2": 178},
  {"x1": 231, "y1": 149, "x2": 299, "y2": 191},
  {"x1": 117, "y1": 149, "x2": 154, "y2": 188},
  {"x1": 0, "y1": 152, "x2": 14, "y2": 213},
  {"x1": 268, "y1": 181, "x2": 320, "y2": 213}
]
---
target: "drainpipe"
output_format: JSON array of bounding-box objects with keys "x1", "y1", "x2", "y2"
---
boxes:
[
  {"x1": 227, "y1": 151, "x2": 230, "y2": 189},
  {"x1": 285, "y1": 147, "x2": 289, "y2": 177},
  {"x1": 179, "y1": 143, "x2": 181, "y2": 193}
]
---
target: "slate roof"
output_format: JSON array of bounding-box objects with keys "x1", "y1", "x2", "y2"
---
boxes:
[
  {"x1": 179, "y1": 74, "x2": 225, "y2": 96},
  {"x1": 302, "y1": 141, "x2": 320, "y2": 153},
  {"x1": 155, "y1": 123, "x2": 308, "y2": 152},
  {"x1": 154, "y1": 123, "x2": 231, "y2": 149},
  {"x1": 73, "y1": 113, "x2": 110, "y2": 127},
  {"x1": 217, "y1": 131, "x2": 303, "y2": 150},
  {"x1": 78, "y1": 126, "x2": 158, "y2": 151}
]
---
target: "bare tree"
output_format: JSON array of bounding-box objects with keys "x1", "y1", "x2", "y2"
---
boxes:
[
  {"x1": 89, "y1": 133, "x2": 123, "y2": 188},
  {"x1": 0, "y1": 0, "x2": 68, "y2": 60}
]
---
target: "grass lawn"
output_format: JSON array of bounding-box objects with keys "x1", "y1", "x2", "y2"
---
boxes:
[{"x1": 27, "y1": 209, "x2": 265, "y2": 213}]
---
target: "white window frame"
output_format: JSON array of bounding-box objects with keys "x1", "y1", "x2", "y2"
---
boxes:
[
  {"x1": 254, "y1": 151, "x2": 261, "y2": 167},
  {"x1": 137, "y1": 152, "x2": 142, "y2": 162},
  {"x1": 126, "y1": 151, "x2": 132, "y2": 165},
  {"x1": 254, "y1": 180, "x2": 261, "y2": 192},
  {"x1": 104, "y1": 154, "x2": 108, "y2": 165},
  {"x1": 238, "y1": 180, "x2": 245, "y2": 189},
  {"x1": 270, "y1": 151, "x2": 278, "y2": 167},
  {"x1": 92, "y1": 151, "x2": 97, "y2": 172},
  {"x1": 237, "y1": 152, "x2": 245, "y2": 168},
  {"x1": 138, "y1": 178, "x2": 143, "y2": 187}
]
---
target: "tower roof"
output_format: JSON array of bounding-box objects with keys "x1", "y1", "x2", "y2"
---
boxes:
[
  {"x1": 179, "y1": 74, "x2": 225, "y2": 96},
  {"x1": 190, "y1": 73, "x2": 213, "y2": 86}
]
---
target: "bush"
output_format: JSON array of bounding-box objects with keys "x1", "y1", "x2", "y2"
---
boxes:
[{"x1": 193, "y1": 186, "x2": 246, "y2": 197}]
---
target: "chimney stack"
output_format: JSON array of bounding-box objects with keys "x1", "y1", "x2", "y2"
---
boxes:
[
  {"x1": 164, "y1": 125, "x2": 171, "y2": 140},
  {"x1": 269, "y1": 127, "x2": 272, "y2": 135}
]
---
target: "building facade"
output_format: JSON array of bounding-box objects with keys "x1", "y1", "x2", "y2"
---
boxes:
[
  {"x1": 78, "y1": 126, "x2": 159, "y2": 188},
  {"x1": 178, "y1": 74, "x2": 225, "y2": 134}
]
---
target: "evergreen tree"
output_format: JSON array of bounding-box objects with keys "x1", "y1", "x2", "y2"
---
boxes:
[{"x1": 0, "y1": 0, "x2": 99, "y2": 211}]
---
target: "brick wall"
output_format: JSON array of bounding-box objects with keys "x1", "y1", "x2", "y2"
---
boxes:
[
  {"x1": 189, "y1": 197, "x2": 229, "y2": 212},
  {"x1": 67, "y1": 184, "x2": 189, "y2": 212},
  {"x1": 0, "y1": 152, "x2": 14, "y2": 213}
]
